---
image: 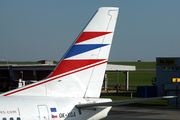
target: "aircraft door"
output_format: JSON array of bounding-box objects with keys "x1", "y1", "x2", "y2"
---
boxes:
[{"x1": 38, "y1": 105, "x2": 49, "y2": 120}]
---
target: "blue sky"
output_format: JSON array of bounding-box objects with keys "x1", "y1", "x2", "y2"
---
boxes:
[{"x1": 1, "y1": 0, "x2": 180, "y2": 62}]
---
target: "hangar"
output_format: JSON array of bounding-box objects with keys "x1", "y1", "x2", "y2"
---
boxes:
[{"x1": 0, "y1": 62, "x2": 136, "y2": 90}]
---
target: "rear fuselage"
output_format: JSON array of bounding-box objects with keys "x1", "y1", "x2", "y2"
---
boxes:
[{"x1": 0, "y1": 96, "x2": 111, "y2": 120}]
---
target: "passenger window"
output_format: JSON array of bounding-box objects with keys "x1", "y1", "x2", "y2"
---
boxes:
[
  {"x1": 10, "y1": 118, "x2": 14, "y2": 120},
  {"x1": 17, "y1": 118, "x2": 20, "y2": 120},
  {"x1": 3, "y1": 118, "x2": 7, "y2": 120}
]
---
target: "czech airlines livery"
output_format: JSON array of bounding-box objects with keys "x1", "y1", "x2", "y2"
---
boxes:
[{"x1": 0, "y1": 7, "x2": 174, "y2": 120}]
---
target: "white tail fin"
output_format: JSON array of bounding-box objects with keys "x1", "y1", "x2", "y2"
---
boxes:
[{"x1": 2, "y1": 7, "x2": 119, "y2": 98}]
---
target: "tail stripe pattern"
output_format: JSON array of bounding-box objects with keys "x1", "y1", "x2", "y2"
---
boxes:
[{"x1": 48, "y1": 31, "x2": 112, "y2": 78}]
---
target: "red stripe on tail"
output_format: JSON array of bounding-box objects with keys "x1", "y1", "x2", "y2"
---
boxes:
[{"x1": 75, "y1": 32, "x2": 112, "y2": 44}]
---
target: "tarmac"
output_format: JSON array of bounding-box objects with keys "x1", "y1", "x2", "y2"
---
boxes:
[
  {"x1": 102, "y1": 106, "x2": 180, "y2": 120},
  {"x1": 101, "y1": 90, "x2": 180, "y2": 120}
]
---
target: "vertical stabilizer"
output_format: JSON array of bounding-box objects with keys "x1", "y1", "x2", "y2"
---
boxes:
[{"x1": 2, "y1": 7, "x2": 119, "y2": 98}]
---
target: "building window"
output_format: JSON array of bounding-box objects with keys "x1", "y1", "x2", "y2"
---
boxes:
[
  {"x1": 10, "y1": 118, "x2": 13, "y2": 120},
  {"x1": 175, "y1": 66, "x2": 180, "y2": 70},
  {"x1": 162, "y1": 66, "x2": 168, "y2": 71},
  {"x1": 3, "y1": 118, "x2": 6, "y2": 120},
  {"x1": 169, "y1": 66, "x2": 174, "y2": 71}
]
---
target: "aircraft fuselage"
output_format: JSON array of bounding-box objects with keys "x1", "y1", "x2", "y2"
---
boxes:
[{"x1": 0, "y1": 96, "x2": 111, "y2": 120}]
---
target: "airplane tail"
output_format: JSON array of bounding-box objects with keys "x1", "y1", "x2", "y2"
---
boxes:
[{"x1": 2, "y1": 7, "x2": 119, "y2": 98}]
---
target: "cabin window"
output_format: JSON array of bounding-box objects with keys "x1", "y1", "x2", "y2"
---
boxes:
[
  {"x1": 17, "y1": 118, "x2": 20, "y2": 120},
  {"x1": 10, "y1": 118, "x2": 13, "y2": 120},
  {"x1": 2, "y1": 118, "x2": 7, "y2": 120}
]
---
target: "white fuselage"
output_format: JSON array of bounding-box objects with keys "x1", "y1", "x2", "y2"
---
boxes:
[{"x1": 0, "y1": 96, "x2": 111, "y2": 120}]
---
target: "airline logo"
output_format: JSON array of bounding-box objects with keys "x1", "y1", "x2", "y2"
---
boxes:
[
  {"x1": 50, "y1": 108, "x2": 57, "y2": 118},
  {"x1": 48, "y1": 31, "x2": 112, "y2": 78}
]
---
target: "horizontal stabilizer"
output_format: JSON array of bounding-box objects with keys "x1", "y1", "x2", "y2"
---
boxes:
[{"x1": 75, "y1": 96, "x2": 176, "y2": 109}]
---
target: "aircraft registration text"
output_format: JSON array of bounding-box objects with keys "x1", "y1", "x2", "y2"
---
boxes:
[{"x1": 59, "y1": 112, "x2": 76, "y2": 118}]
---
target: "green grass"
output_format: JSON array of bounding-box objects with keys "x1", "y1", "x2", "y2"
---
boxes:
[
  {"x1": 130, "y1": 71, "x2": 156, "y2": 86},
  {"x1": 106, "y1": 62, "x2": 156, "y2": 90},
  {"x1": 107, "y1": 71, "x2": 156, "y2": 87},
  {"x1": 108, "y1": 62, "x2": 156, "y2": 69}
]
